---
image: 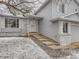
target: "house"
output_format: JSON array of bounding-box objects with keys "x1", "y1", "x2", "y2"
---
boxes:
[
  {"x1": 0, "y1": 14, "x2": 42, "y2": 36},
  {"x1": 35, "y1": 0, "x2": 79, "y2": 45}
]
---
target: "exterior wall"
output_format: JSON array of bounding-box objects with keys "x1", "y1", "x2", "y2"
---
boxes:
[
  {"x1": 65, "y1": 14, "x2": 79, "y2": 43},
  {"x1": 57, "y1": 21, "x2": 71, "y2": 45},
  {"x1": 53, "y1": 0, "x2": 79, "y2": 16},
  {"x1": 59, "y1": 35, "x2": 71, "y2": 45},
  {"x1": 30, "y1": 19, "x2": 38, "y2": 32},
  {"x1": 65, "y1": 0, "x2": 79, "y2": 15},
  {"x1": 26, "y1": 19, "x2": 38, "y2": 33},
  {"x1": 36, "y1": 1, "x2": 59, "y2": 42},
  {"x1": 52, "y1": 0, "x2": 79, "y2": 17},
  {"x1": 0, "y1": 16, "x2": 25, "y2": 36},
  {"x1": 52, "y1": 0, "x2": 63, "y2": 18},
  {"x1": 0, "y1": 16, "x2": 38, "y2": 36},
  {"x1": 71, "y1": 22, "x2": 79, "y2": 42}
]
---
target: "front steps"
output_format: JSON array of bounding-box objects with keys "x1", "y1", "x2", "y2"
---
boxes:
[{"x1": 29, "y1": 32, "x2": 71, "y2": 58}]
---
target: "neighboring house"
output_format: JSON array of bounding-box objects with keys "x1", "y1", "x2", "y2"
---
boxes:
[
  {"x1": 35, "y1": 0, "x2": 79, "y2": 45},
  {"x1": 0, "y1": 14, "x2": 41, "y2": 36}
]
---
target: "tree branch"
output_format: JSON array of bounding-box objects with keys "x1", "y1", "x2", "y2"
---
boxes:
[{"x1": 0, "y1": 0, "x2": 39, "y2": 15}]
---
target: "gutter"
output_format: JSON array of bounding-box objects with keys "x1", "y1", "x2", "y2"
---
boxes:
[
  {"x1": 50, "y1": 17, "x2": 79, "y2": 23},
  {"x1": 0, "y1": 14, "x2": 43, "y2": 20}
]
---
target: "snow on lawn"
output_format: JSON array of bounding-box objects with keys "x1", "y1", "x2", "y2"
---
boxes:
[{"x1": 0, "y1": 37, "x2": 51, "y2": 59}]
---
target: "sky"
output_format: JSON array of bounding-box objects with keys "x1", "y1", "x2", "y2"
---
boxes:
[{"x1": 0, "y1": 4, "x2": 12, "y2": 15}]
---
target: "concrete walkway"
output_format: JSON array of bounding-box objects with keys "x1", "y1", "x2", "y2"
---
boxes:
[{"x1": 0, "y1": 37, "x2": 51, "y2": 59}]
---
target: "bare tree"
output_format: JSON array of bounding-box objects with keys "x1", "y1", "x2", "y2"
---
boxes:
[{"x1": 0, "y1": 0, "x2": 42, "y2": 16}]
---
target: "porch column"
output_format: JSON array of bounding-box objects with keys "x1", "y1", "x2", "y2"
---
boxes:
[{"x1": 58, "y1": 21, "x2": 71, "y2": 45}]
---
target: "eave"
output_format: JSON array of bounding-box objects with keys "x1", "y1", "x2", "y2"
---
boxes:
[
  {"x1": 0, "y1": 14, "x2": 43, "y2": 20},
  {"x1": 50, "y1": 17, "x2": 79, "y2": 23}
]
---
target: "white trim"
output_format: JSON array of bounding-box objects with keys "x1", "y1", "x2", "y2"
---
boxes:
[
  {"x1": 63, "y1": 22, "x2": 68, "y2": 33},
  {"x1": 51, "y1": 17, "x2": 79, "y2": 23},
  {"x1": 0, "y1": 14, "x2": 43, "y2": 20},
  {"x1": 61, "y1": 11, "x2": 79, "y2": 18},
  {"x1": 58, "y1": 21, "x2": 63, "y2": 34},
  {"x1": 58, "y1": 21, "x2": 71, "y2": 35}
]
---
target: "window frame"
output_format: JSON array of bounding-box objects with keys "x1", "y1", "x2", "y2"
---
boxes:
[
  {"x1": 57, "y1": 2, "x2": 65, "y2": 14},
  {"x1": 5, "y1": 18, "x2": 19, "y2": 28},
  {"x1": 63, "y1": 22, "x2": 69, "y2": 34},
  {"x1": 61, "y1": 3, "x2": 65, "y2": 13}
]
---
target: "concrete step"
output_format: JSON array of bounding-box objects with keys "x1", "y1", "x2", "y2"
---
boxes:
[
  {"x1": 29, "y1": 32, "x2": 72, "y2": 58},
  {"x1": 42, "y1": 41, "x2": 55, "y2": 46}
]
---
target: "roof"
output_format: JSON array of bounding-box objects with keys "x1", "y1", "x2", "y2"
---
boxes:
[
  {"x1": 0, "y1": 14, "x2": 43, "y2": 20},
  {"x1": 50, "y1": 17, "x2": 79, "y2": 23},
  {"x1": 50, "y1": 12, "x2": 79, "y2": 23},
  {"x1": 61, "y1": 12, "x2": 79, "y2": 18},
  {"x1": 34, "y1": 0, "x2": 51, "y2": 15}
]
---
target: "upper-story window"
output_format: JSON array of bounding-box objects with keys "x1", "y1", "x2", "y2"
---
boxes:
[
  {"x1": 63, "y1": 22, "x2": 68, "y2": 33},
  {"x1": 5, "y1": 18, "x2": 19, "y2": 28},
  {"x1": 61, "y1": 4, "x2": 65, "y2": 13},
  {"x1": 59, "y1": 3, "x2": 65, "y2": 13},
  {"x1": 57, "y1": 0, "x2": 65, "y2": 13}
]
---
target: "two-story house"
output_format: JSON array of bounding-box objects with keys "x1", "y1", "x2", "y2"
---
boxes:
[{"x1": 35, "y1": 0, "x2": 79, "y2": 45}]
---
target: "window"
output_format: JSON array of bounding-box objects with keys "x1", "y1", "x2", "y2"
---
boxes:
[
  {"x1": 58, "y1": 3, "x2": 65, "y2": 13},
  {"x1": 61, "y1": 4, "x2": 65, "y2": 13},
  {"x1": 5, "y1": 18, "x2": 19, "y2": 28},
  {"x1": 63, "y1": 23, "x2": 68, "y2": 33}
]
